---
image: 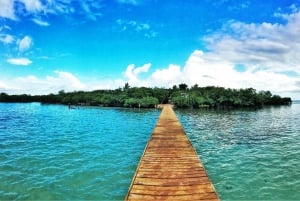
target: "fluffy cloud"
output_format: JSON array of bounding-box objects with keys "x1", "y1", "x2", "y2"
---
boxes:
[
  {"x1": 150, "y1": 64, "x2": 183, "y2": 87},
  {"x1": 19, "y1": 0, "x2": 44, "y2": 13},
  {"x1": 0, "y1": 70, "x2": 130, "y2": 95},
  {"x1": 183, "y1": 50, "x2": 299, "y2": 94},
  {"x1": 124, "y1": 63, "x2": 151, "y2": 85},
  {"x1": 0, "y1": 71, "x2": 87, "y2": 95},
  {"x1": 0, "y1": 80, "x2": 10, "y2": 91},
  {"x1": 0, "y1": 34, "x2": 14, "y2": 44},
  {"x1": 46, "y1": 70, "x2": 86, "y2": 91},
  {"x1": 18, "y1": 35, "x2": 32, "y2": 52},
  {"x1": 0, "y1": 0, "x2": 16, "y2": 20},
  {"x1": 7, "y1": 57, "x2": 32, "y2": 66},
  {"x1": 203, "y1": 11, "x2": 300, "y2": 74}
]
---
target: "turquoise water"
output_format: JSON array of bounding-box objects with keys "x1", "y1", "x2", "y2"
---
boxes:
[
  {"x1": 0, "y1": 103, "x2": 160, "y2": 200},
  {"x1": 177, "y1": 103, "x2": 300, "y2": 200},
  {"x1": 1, "y1": 103, "x2": 300, "y2": 200}
]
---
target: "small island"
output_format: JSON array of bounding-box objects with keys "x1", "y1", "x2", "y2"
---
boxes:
[{"x1": 0, "y1": 83, "x2": 292, "y2": 109}]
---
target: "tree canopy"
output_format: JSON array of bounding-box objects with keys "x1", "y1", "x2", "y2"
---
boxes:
[{"x1": 0, "y1": 83, "x2": 292, "y2": 109}]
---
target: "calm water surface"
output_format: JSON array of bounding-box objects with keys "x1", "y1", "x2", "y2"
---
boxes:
[
  {"x1": 1, "y1": 102, "x2": 300, "y2": 200},
  {"x1": 177, "y1": 103, "x2": 300, "y2": 200},
  {"x1": 0, "y1": 103, "x2": 160, "y2": 200}
]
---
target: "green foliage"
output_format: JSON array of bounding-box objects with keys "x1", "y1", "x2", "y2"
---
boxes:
[
  {"x1": 139, "y1": 97, "x2": 159, "y2": 108},
  {"x1": 179, "y1": 83, "x2": 188, "y2": 91},
  {"x1": 124, "y1": 98, "x2": 139, "y2": 108},
  {"x1": 0, "y1": 93, "x2": 9, "y2": 102},
  {"x1": 101, "y1": 94, "x2": 114, "y2": 106},
  {"x1": 123, "y1": 97, "x2": 159, "y2": 108},
  {"x1": 0, "y1": 83, "x2": 292, "y2": 109},
  {"x1": 172, "y1": 96, "x2": 190, "y2": 108},
  {"x1": 170, "y1": 85, "x2": 292, "y2": 108}
]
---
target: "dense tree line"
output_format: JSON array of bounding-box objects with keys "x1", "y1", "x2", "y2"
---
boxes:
[
  {"x1": 0, "y1": 83, "x2": 292, "y2": 108},
  {"x1": 170, "y1": 84, "x2": 292, "y2": 108}
]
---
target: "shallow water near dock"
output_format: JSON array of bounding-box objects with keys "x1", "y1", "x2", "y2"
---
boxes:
[
  {"x1": 0, "y1": 103, "x2": 160, "y2": 200},
  {"x1": 177, "y1": 103, "x2": 300, "y2": 200},
  {"x1": 1, "y1": 102, "x2": 300, "y2": 200}
]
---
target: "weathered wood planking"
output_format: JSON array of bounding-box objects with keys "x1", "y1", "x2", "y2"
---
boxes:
[{"x1": 125, "y1": 104, "x2": 219, "y2": 201}]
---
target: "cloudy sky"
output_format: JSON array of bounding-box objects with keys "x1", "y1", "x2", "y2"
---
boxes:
[{"x1": 0, "y1": 0, "x2": 300, "y2": 99}]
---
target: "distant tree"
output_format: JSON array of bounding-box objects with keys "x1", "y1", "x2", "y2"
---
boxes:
[
  {"x1": 0, "y1": 93, "x2": 9, "y2": 102},
  {"x1": 191, "y1": 84, "x2": 199, "y2": 90},
  {"x1": 179, "y1": 83, "x2": 188, "y2": 91},
  {"x1": 58, "y1": 90, "x2": 65, "y2": 95},
  {"x1": 123, "y1": 82, "x2": 130, "y2": 91},
  {"x1": 172, "y1": 85, "x2": 178, "y2": 90},
  {"x1": 0, "y1": 85, "x2": 292, "y2": 108}
]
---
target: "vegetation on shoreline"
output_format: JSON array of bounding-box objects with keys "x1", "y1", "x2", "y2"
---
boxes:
[{"x1": 0, "y1": 83, "x2": 292, "y2": 108}]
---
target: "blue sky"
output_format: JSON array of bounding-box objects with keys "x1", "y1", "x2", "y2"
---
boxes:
[{"x1": 0, "y1": 0, "x2": 300, "y2": 99}]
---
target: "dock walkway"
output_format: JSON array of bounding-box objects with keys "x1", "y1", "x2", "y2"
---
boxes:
[{"x1": 125, "y1": 104, "x2": 219, "y2": 200}]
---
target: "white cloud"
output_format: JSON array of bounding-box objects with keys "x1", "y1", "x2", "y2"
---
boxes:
[
  {"x1": 0, "y1": 70, "x2": 127, "y2": 95},
  {"x1": 7, "y1": 57, "x2": 32, "y2": 66},
  {"x1": 183, "y1": 50, "x2": 300, "y2": 94},
  {"x1": 39, "y1": 0, "x2": 73, "y2": 15},
  {"x1": 0, "y1": 0, "x2": 103, "y2": 22},
  {"x1": 0, "y1": 71, "x2": 87, "y2": 95},
  {"x1": 0, "y1": 0, "x2": 16, "y2": 20},
  {"x1": 18, "y1": 35, "x2": 32, "y2": 52},
  {"x1": 0, "y1": 80, "x2": 10, "y2": 90},
  {"x1": 19, "y1": 0, "x2": 44, "y2": 13},
  {"x1": 123, "y1": 48, "x2": 300, "y2": 99},
  {"x1": 88, "y1": 79, "x2": 125, "y2": 91},
  {"x1": 150, "y1": 64, "x2": 183, "y2": 87},
  {"x1": 124, "y1": 63, "x2": 151, "y2": 85},
  {"x1": 32, "y1": 18, "x2": 50, "y2": 26},
  {"x1": 0, "y1": 34, "x2": 14, "y2": 44},
  {"x1": 203, "y1": 11, "x2": 300, "y2": 74},
  {"x1": 46, "y1": 70, "x2": 86, "y2": 91}
]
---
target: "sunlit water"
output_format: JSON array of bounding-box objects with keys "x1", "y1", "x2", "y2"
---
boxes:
[
  {"x1": 177, "y1": 102, "x2": 300, "y2": 200},
  {"x1": 1, "y1": 103, "x2": 300, "y2": 200}
]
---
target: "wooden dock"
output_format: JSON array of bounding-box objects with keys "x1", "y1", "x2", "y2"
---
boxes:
[{"x1": 125, "y1": 104, "x2": 219, "y2": 200}]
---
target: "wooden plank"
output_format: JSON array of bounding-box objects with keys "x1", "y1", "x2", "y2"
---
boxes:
[
  {"x1": 125, "y1": 104, "x2": 219, "y2": 201},
  {"x1": 133, "y1": 177, "x2": 211, "y2": 186},
  {"x1": 128, "y1": 193, "x2": 219, "y2": 200},
  {"x1": 137, "y1": 169, "x2": 205, "y2": 174},
  {"x1": 131, "y1": 184, "x2": 216, "y2": 191},
  {"x1": 130, "y1": 186, "x2": 216, "y2": 196},
  {"x1": 136, "y1": 171, "x2": 208, "y2": 179}
]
